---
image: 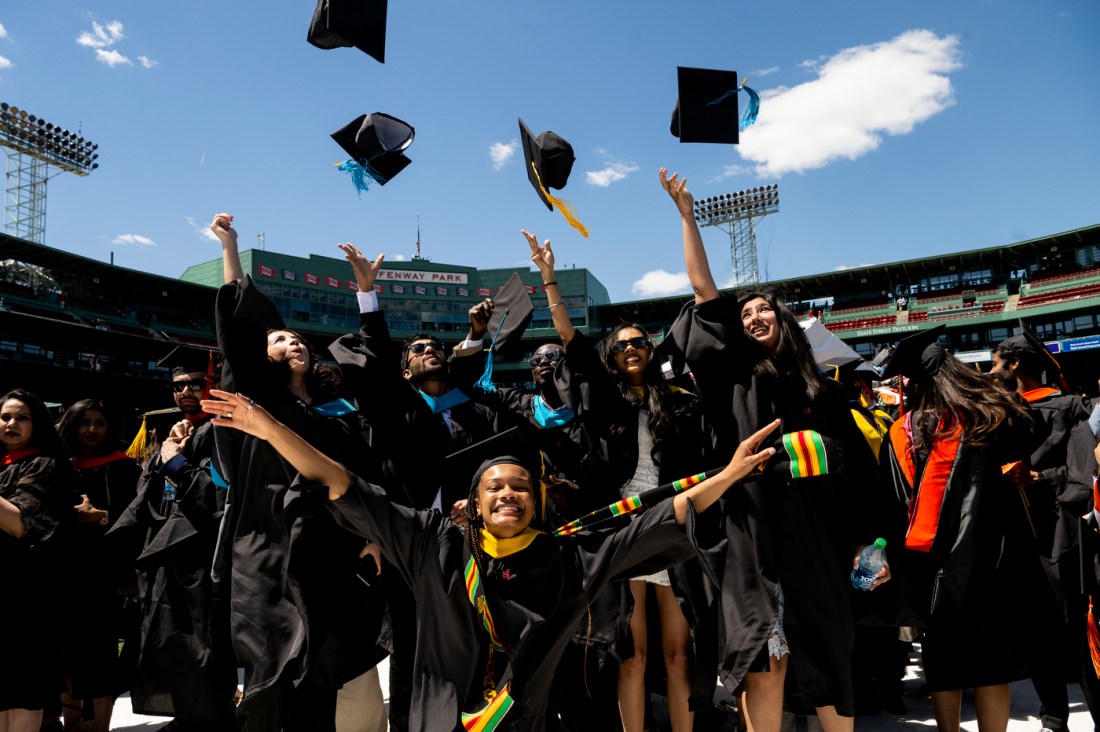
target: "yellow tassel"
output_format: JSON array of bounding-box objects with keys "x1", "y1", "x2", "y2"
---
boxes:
[
  {"x1": 1088, "y1": 597, "x2": 1100, "y2": 679},
  {"x1": 539, "y1": 452, "x2": 547, "y2": 522},
  {"x1": 125, "y1": 416, "x2": 149, "y2": 460},
  {"x1": 531, "y1": 162, "x2": 589, "y2": 238}
]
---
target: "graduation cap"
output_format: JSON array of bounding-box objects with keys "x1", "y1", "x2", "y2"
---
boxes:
[
  {"x1": 157, "y1": 345, "x2": 212, "y2": 377},
  {"x1": 670, "y1": 66, "x2": 760, "y2": 144},
  {"x1": 518, "y1": 118, "x2": 589, "y2": 238},
  {"x1": 881, "y1": 325, "x2": 947, "y2": 381},
  {"x1": 307, "y1": 0, "x2": 388, "y2": 64},
  {"x1": 473, "y1": 273, "x2": 535, "y2": 392},
  {"x1": 445, "y1": 427, "x2": 542, "y2": 499},
  {"x1": 332, "y1": 113, "x2": 414, "y2": 194},
  {"x1": 997, "y1": 326, "x2": 1069, "y2": 391}
]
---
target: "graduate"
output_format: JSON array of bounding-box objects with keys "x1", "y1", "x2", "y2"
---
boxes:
[
  {"x1": 658, "y1": 170, "x2": 886, "y2": 732},
  {"x1": 201, "y1": 388, "x2": 778, "y2": 732}
]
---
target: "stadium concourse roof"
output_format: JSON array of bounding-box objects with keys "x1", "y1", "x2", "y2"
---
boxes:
[
  {"x1": 0, "y1": 231, "x2": 216, "y2": 303},
  {"x1": 598, "y1": 222, "x2": 1100, "y2": 321}
]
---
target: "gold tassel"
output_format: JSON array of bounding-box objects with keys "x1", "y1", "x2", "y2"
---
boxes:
[
  {"x1": 539, "y1": 452, "x2": 548, "y2": 522},
  {"x1": 125, "y1": 416, "x2": 148, "y2": 460},
  {"x1": 531, "y1": 162, "x2": 589, "y2": 238},
  {"x1": 1089, "y1": 597, "x2": 1100, "y2": 679}
]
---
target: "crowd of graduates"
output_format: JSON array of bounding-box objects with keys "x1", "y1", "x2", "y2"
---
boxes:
[{"x1": 4, "y1": 172, "x2": 1100, "y2": 732}]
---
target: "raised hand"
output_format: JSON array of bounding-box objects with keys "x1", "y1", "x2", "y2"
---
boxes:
[
  {"x1": 467, "y1": 299, "x2": 494, "y2": 341},
  {"x1": 523, "y1": 230, "x2": 555, "y2": 277},
  {"x1": 725, "y1": 419, "x2": 779, "y2": 483},
  {"x1": 210, "y1": 213, "x2": 238, "y2": 246},
  {"x1": 338, "y1": 243, "x2": 385, "y2": 292},
  {"x1": 659, "y1": 168, "x2": 695, "y2": 219},
  {"x1": 201, "y1": 389, "x2": 275, "y2": 441}
]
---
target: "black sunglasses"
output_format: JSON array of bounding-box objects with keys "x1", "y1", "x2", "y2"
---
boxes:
[
  {"x1": 407, "y1": 340, "x2": 445, "y2": 356},
  {"x1": 529, "y1": 348, "x2": 564, "y2": 368},
  {"x1": 610, "y1": 336, "x2": 651, "y2": 354},
  {"x1": 170, "y1": 378, "x2": 207, "y2": 393}
]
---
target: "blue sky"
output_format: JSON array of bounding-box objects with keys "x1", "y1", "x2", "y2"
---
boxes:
[{"x1": 1, "y1": 1, "x2": 1098, "y2": 302}]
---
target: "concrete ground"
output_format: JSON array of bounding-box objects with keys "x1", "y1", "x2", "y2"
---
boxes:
[{"x1": 111, "y1": 644, "x2": 1095, "y2": 731}]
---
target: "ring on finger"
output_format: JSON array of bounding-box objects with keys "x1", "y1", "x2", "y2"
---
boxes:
[{"x1": 226, "y1": 412, "x2": 233, "y2": 419}]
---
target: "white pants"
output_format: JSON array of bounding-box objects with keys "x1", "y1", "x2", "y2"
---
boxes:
[{"x1": 335, "y1": 666, "x2": 387, "y2": 732}]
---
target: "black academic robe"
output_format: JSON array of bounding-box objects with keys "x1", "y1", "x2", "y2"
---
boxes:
[
  {"x1": 328, "y1": 308, "x2": 501, "y2": 510},
  {"x1": 878, "y1": 410, "x2": 1058, "y2": 690},
  {"x1": 111, "y1": 416, "x2": 239, "y2": 726},
  {"x1": 326, "y1": 472, "x2": 698, "y2": 732},
  {"x1": 0, "y1": 453, "x2": 71, "y2": 713},
  {"x1": 663, "y1": 296, "x2": 881, "y2": 715},
  {"x1": 216, "y1": 277, "x2": 385, "y2": 728}
]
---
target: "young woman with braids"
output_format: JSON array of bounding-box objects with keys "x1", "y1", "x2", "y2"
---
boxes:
[
  {"x1": 877, "y1": 327, "x2": 1056, "y2": 732},
  {"x1": 200, "y1": 388, "x2": 778, "y2": 732},
  {"x1": 658, "y1": 170, "x2": 888, "y2": 732},
  {"x1": 1, "y1": 389, "x2": 75, "y2": 732}
]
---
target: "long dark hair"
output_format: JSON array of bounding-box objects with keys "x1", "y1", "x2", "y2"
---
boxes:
[
  {"x1": 56, "y1": 399, "x2": 115, "y2": 456},
  {"x1": 266, "y1": 328, "x2": 342, "y2": 404},
  {"x1": 906, "y1": 355, "x2": 1031, "y2": 448},
  {"x1": 598, "y1": 323, "x2": 679, "y2": 445},
  {"x1": 1, "y1": 389, "x2": 67, "y2": 488},
  {"x1": 736, "y1": 287, "x2": 829, "y2": 403}
]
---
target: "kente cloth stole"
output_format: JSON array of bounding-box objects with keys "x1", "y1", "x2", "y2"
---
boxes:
[
  {"x1": 888, "y1": 414, "x2": 963, "y2": 552},
  {"x1": 463, "y1": 554, "x2": 513, "y2": 729},
  {"x1": 782, "y1": 430, "x2": 829, "y2": 478}
]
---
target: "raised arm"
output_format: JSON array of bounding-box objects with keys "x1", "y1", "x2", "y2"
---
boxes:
[
  {"x1": 659, "y1": 169, "x2": 718, "y2": 304},
  {"x1": 672, "y1": 418, "x2": 777, "y2": 524},
  {"x1": 202, "y1": 390, "x2": 350, "y2": 499},
  {"x1": 524, "y1": 230, "x2": 575, "y2": 345},
  {"x1": 210, "y1": 213, "x2": 245, "y2": 284}
]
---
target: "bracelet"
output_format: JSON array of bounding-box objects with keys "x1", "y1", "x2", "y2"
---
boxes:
[
  {"x1": 543, "y1": 281, "x2": 558, "y2": 287},
  {"x1": 548, "y1": 302, "x2": 565, "y2": 309}
]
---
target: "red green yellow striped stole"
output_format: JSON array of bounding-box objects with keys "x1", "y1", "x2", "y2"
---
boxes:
[
  {"x1": 461, "y1": 684, "x2": 514, "y2": 731},
  {"x1": 782, "y1": 430, "x2": 829, "y2": 478},
  {"x1": 552, "y1": 471, "x2": 712, "y2": 537},
  {"x1": 465, "y1": 556, "x2": 505, "y2": 653}
]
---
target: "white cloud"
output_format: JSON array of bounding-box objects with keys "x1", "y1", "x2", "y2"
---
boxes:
[
  {"x1": 77, "y1": 20, "x2": 124, "y2": 49},
  {"x1": 586, "y1": 162, "x2": 640, "y2": 187},
  {"x1": 709, "y1": 164, "x2": 748, "y2": 182},
  {"x1": 96, "y1": 48, "x2": 131, "y2": 67},
  {"x1": 113, "y1": 233, "x2": 156, "y2": 246},
  {"x1": 390, "y1": 254, "x2": 408, "y2": 261},
  {"x1": 0, "y1": 56, "x2": 11, "y2": 70},
  {"x1": 1057, "y1": 10, "x2": 1071, "y2": 18},
  {"x1": 752, "y1": 66, "x2": 780, "y2": 77},
  {"x1": 138, "y1": 55, "x2": 158, "y2": 69},
  {"x1": 0, "y1": 22, "x2": 8, "y2": 39},
  {"x1": 489, "y1": 140, "x2": 517, "y2": 171},
  {"x1": 833, "y1": 263, "x2": 875, "y2": 271},
  {"x1": 186, "y1": 216, "x2": 220, "y2": 242},
  {"x1": 739, "y1": 30, "x2": 962, "y2": 178},
  {"x1": 632, "y1": 269, "x2": 691, "y2": 297}
]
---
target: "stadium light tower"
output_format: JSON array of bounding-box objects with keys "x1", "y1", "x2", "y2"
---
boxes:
[
  {"x1": 693, "y1": 184, "x2": 779, "y2": 288},
  {"x1": 0, "y1": 102, "x2": 100, "y2": 244}
]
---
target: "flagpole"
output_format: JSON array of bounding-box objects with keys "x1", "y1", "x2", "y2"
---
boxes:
[{"x1": 416, "y1": 214, "x2": 421, "y2": 259}]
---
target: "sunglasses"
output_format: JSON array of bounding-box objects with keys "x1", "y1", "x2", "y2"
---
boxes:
[
  {"x1": 529, "y1": 348, "x2": 564, "y2": 368},
  {"x1": 407, "y1": 340, "x2": 445, "y2": 357},
  {"x1": 610, "y1": 336, "x2": 651, "y2": 354},
  {"x1": 171, "y1": 379, "x2": 207, "y2": 393}
]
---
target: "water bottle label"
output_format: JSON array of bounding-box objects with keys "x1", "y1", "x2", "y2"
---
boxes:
[{"x1": 851, "y1": 569, "x2": 876, "y2": 591}]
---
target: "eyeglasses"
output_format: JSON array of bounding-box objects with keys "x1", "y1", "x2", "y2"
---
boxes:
[
  {"x1": 610, "y1": 336, "x2": 651, "y2": 354},
  {"x1": 171, "y1": 379, "x2": 207, "y2": 393},
  {"x1": 528, "y1": 348, "x2": 564, "y2": 368},
  {"x1": 407, "y1": 340, "x2": 444, "y2": 357}
]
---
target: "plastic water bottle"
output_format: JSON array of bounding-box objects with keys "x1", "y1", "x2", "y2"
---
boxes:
[
  {"x1": 851, "y1": 538, "x2": 887, "y2": 591},
  {"x1": 160, "y1": 481, "x2": 177, "y2": 516}
]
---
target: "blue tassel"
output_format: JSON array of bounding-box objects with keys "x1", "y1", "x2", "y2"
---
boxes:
[
  {"x1": 474, "y1": 311, "x2": 509, "y2": 393},
  {"x1": 739, "y1": 84, "x2": 760, "y2": 130},
  {"x1": 337, "y1": 159, "x2": 387, "y2": 197}
]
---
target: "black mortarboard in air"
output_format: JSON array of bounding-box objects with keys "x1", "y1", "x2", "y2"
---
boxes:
[
  {"x1": 157, "y1": 346, "x2": 211, "y2": 377},
  {"x1": 308, "y1": 0, "x2": 388, "y2": 64},
  {"x1": 446, "y1": 427, "x2": 542, "y2": 497},
  {"x1": 881, "y1": 325, "x2": 948, "y2": 381},
  {"x1": 518, "y1": 118, "x2": 589, "y2": 237},
  {"x1": 332, "y1": 113, "x2": 414, "y2": 189},
  {"x1": 485, "y1": 272, "x2": 535, "y2": 354},
  {"x1": 671, "y1": 66, "x2": 742, "y2": 145}
]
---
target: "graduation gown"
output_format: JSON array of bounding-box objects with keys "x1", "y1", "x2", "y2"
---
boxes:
[
  {"x1": 663, "y1": 296, "x2": 881, "y2": 714},
  {"x1": 879, "y1": 410, "x2": 1057, "y2": 690},
  {"x1": 216, "y1": 277, "x2": 385, "y2": 724},
  {"x1": 326, "y1": 472, "x2": 698, "y2": 732},
  {"x1": 111, "y1": 416, "x2": 239, "y2": 725},
  {"x1": 0, "y1": 453, "x2": 71, "y2": 712},
  {"x1": 328, "y1": 308, "x2": 501, "y2": 510}
]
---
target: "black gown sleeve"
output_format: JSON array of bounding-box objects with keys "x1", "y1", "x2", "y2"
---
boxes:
[
  {"x1": 328, "y1": 310, "x2": 418, "y2": 421},
  {"x1": 214, "y1": 275, "x2": 286, "y2": 399}
]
